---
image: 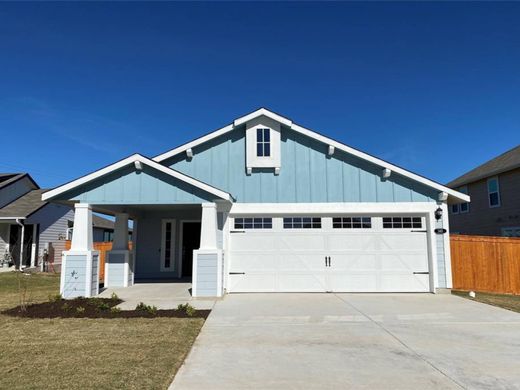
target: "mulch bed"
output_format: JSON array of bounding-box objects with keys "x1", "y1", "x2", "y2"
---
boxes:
[{"x1": 2, "y1": 297, "x2": 210, "y2": 319}]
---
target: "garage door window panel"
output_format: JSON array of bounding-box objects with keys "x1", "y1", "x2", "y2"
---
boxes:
[
  {"x1": 283, "y1": 217, "x2": 321, "y2": 229},
  {"x1": 333, "y1": 217, "x2": 372, "y2": 229},
  {"x1": 383, "y1": 217, "x2": 422, "y2": 229},
  {"x1": 234, "y1": 217, "x2": 272, "y2": 230}
]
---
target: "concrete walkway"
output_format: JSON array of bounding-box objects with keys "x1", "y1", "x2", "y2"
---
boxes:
[
  {"x1": 170, "y1": 293, "x2": 520, "y2": 390},
  {"x1": 99, "y1": 282, "x2": 216, "y2": 310}
]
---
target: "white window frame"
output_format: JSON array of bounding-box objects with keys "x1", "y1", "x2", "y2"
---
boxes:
[
  {"x1": 487, "y1": 177, "x2": 501, "y2": 208},
  {"x1": 233, "y1": 217, "x2": 272, "y2": 230},
  {"x1": 160, "y1": 219, "x2": 176, "y2": 272},
  {"x1": 282, "y1": 217, "x2": 322, "y2": 229},
  {"x1": 256, "y1": 128, "x2": 271, "y2": 157}
]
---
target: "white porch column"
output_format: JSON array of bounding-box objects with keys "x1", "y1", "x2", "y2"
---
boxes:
[
  {"x1": 193, "y1": 202, "x2": 223, "y2": 297},
  {"x1": 70, "y1": 203, "x2": 93, "y2": 251},
  {"x1": 60, "y1": 203, "x2": 99, "y2": 299},
  {"x1": 199, "y1": 203, "x2": 218, "y2": 249},
  {"x1": 105, "y1": 213, "x2": 133, "y2": 288}
]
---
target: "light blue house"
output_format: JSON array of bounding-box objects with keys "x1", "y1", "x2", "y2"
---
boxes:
[{"x1": 43, "y1": 108, "x2": 469, "y2": 298}]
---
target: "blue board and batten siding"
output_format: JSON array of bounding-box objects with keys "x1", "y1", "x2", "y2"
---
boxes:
[
  {"x1": 61, "y1": 165, "x2": 217, "y2": 204},
  {"x1": 166, "y1": 125, "x2": 438, "y2": 203}
]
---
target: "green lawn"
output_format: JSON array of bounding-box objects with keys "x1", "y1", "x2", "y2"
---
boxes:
[
  {"x1": 452, "y1": 290, "x2": 520, "y2": 314},
  {"x1": 0, "y1": 272, "x2": 204, "y2": 390}
]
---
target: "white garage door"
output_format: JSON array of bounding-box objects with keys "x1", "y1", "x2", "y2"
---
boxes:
[{"x1": 227, "y1": 215, "x2": 430, "y2": 293}]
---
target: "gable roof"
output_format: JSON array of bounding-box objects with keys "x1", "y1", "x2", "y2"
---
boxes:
[
  {"x1": 0, "y1": 189, "x2": 48, "y2": 219},
  {"x1": 0, "y1": 173, "x2": 39, "y2": 191},
  {"x1": 42, "y1": 154, "x2": 233, "y2": 203},
  {"x1": 448, "y1": 144, "x2": 520, "y2": 188},
  {"x1": 153, "y1": 108, "x2": 470, "y2": 203}
]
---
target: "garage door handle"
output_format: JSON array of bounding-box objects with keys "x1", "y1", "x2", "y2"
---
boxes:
[
  {"x1": 413, "y1": 272, "x2": 429, "y2": 274},
  {"x1": 229, "y1": 272, "x2": 245, "y2": 275}
]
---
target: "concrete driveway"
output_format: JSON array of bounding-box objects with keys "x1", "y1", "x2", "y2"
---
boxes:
[{"x1": 170, "y1": 293, "x2": 520, "y2": 390}]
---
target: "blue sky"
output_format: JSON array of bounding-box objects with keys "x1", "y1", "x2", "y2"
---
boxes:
[{"x1": 0, "y1": 2, "x2": 519, "y2": 188}]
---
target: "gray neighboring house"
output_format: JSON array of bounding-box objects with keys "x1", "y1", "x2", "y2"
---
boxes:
[
  {"x1": 0, "y1": 173, "x2": 117, "y2": 269},
  {"x1": 447, "y1": 144, "x2": 520, "y2": 237}
]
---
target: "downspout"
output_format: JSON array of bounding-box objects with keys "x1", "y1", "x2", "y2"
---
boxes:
[{"x1": 15, "y1": 219, "x2": 24, "y2": 270}]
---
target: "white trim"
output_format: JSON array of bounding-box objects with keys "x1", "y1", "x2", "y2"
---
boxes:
[
  {"x1": 160, "y1": 219, "x2": 176, "y2": 272},
  {"x1": 30, "y1": 224, "x2": 37, "y2": 267},
  {"x1": 178, "y1": 219, "x2": 201, "y2": 279},
  {"x1": 234, "y1": 108, "x2": 293, "y2": 127},
  {"x1": 229, "y1": 202, "x2": 440, "y2": 215},
  {"x1": 42, "y1": 154, "x2": 233, "y2": 202},
  {"x1": 441, "y1": 203, "x2": 453, "y2": 288},
  {"x1": 152, "y1": 109, "x2": 469, "y2": 203},
  {"x1": 153, "y1": 124, "x2": 234, "y2": 162}
]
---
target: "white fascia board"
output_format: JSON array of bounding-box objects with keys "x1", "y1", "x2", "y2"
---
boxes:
[
  {"x1": 152, "y1": 108, "x2": 469, "y2": 203},
  {"x1": 229, "y1": 202, "x2": 439, "y2": 215},
  {"x1": 290, "y1": 124, "x2": 470, "y2": 203},
  {"x1": 153, "y1": 124, "x2": 234, "y2": 162},
  {"x1": 42, "y1": 154, "x2": 233, "y2": 202},
  {"x1": 233, "y1": 108, "x2": 293, "y2": 127}
]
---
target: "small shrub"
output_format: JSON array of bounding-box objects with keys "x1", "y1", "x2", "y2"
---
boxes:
[
  {"x1": 49, "y1": 294, "x2": 62, "y2": 303},
  {"x1": 135, "y1": 302, "x2": 157, "y2": 315},
  {"x1": 110, "y1": 306, "x2": 121, "y2": 314},
  {"x1": 61, "y1": 303, "x2": 70, "y2": 311},
  {"x1": 97, "y1": 302, "x2": 110, "y2": 311},
  {"x1": 177, "y1": 303, "x2": 196, "y2": 317},
  {"x1": 110, "y1": 292, "x2": 119, "y2": 301},
  {"x1": 76, "y1": 306, "x2": 85, "y2": 314}
]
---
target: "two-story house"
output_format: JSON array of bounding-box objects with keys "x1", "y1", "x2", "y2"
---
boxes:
[
  {"x1": 447, "y1": 145, "x2": 520, "y2": 237},
  {"x1": 0, "y1": 173, "x2": 119, "y2": 269}
]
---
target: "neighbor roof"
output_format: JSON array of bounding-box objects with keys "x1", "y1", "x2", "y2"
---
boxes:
[
  {"x1": 448, "y1": 144, "x2": 520, "y2": 188},
  {"x1": 0, "y1": 189, "x2": 48, "y2": 219},
  {"x1": 0, "y1": 173, "x2": 39, "y2": 190},
  {"x1": 153, "y1": 108, "x2": 470, "y2": 203},
  {"x1": 92, "y1": 214, "x2": 115, "y2": 230}
]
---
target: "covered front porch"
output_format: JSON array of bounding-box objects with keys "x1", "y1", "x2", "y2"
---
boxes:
[{"x1": 41, "y1": 154, "x2": 233, "y2": 299}]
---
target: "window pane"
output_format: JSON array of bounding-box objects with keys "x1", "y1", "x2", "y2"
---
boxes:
[
  {"x1": 257, "y1": 143, "x2": 264, "y2": 157},
  {"x1": 257, "y1": 128, "x2": 263, "y2": 142},
  {"x1": 332, "y1": 218, "x2": 341, "y2": 224},
  {"x1": 490, "y1": 192, "x2": 499, "y2": 206},
  {"x1": 264, "y1": 143, "x2": 270, "y2": 157},
  {"x1": 263, "y1": 128, "x2": 270, "y2": 142},
  {"x1": 460, "y1": 203, "x2": 468, "y2": 212},
  {"x1": 488, "y1": 178, "x2": 497, "y2": 193}
]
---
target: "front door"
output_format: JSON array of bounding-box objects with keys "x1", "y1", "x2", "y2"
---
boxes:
[{"x1": 182, "y1": 222, "x2": 201, "y2": 278}]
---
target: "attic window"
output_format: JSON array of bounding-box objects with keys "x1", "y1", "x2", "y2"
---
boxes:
[{"x1": 256, "y1": 128, "x2": 270, "y2": 157}]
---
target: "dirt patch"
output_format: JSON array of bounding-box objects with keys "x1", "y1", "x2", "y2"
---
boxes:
[{"x1": 2, "y1": 297, "x2": 210, "y2": 319}]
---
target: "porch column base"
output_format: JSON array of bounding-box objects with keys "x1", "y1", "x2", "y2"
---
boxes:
[
  {"x1": 105, "y1": 250, "x2": 134, "y2": 288},
  {"x1": 60, "y1": 250, "x2": 100, "y2": 299},
  {"x1": 192, "y1": 249, "x2": 223, "y2": 298}
]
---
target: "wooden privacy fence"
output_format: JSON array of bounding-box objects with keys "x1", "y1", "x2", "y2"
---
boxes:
[
  {"x1": 64, "y1": 241, "x2": 133, "y2": 282},
  {"x1": 450, "y1": 234, "x2": 520, "y2": 295}
]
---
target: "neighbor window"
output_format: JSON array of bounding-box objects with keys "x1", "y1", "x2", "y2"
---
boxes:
[
  {"x1": 234, "y1": 217, "x2": 272, "y2": 229},
  {"x1": 256, "y1": 128, "x2": 270, "y2": 157},
  {"x1": 450, "y1": 204, "x2": 459, "y2": 214},
  {"x1": 459, "y1": 186, "x2": 469, "y2": 213},
  {"x1": 283, "y1": 217, "x2": 321, "y2": 229},
  {"x1": 487, "y1": 177, "x2": 501, "y2": 207},
  {"x1": 383, "y1": 217, "x2": 422, "y2": 229},
  {"x1": 333, "y1": 217, "x2": 372, "y2": 229}
]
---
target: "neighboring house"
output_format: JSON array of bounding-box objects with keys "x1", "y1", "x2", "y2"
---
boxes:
[
  {"x1": 0, "y1": 173, "x2": 120, "y2": 269},
  {"x1": 447, "y1": 145, "x2": 520, "y2": 237},
  {"x1": 42, "y1": 108, "x2": 469, "y2": 298}
]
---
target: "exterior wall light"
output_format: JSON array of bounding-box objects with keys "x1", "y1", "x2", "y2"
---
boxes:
[{"x1": 435, "y1": 207, "x2": 443, "y2": 221}]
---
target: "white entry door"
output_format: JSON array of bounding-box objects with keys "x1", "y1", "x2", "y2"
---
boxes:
[{"x1": 227, "y1": 216, "x2": 430, "y2": 293}]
